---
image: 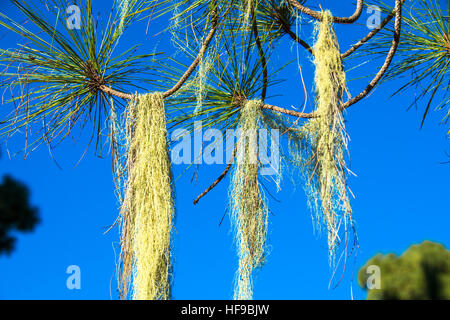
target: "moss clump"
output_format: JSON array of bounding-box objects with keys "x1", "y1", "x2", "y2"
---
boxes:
[
  {"x1": 230, "y1": 100, "x2": 269, "y2": 300},
  {"x1": 300, "y1": 11, "x2": 353, "y2": 263},
  {"x1": 119, "y1": 92, "x2": 175, "y2": 300}
]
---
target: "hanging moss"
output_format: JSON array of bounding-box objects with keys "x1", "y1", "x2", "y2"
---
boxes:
[
  {"x1": 244, "y1": 0, "x2": 253, "y2": 23},
  {"x1": 193, "y1": 51, "x2": 215, "y2": 114},
  {"x1": 243, "y1": 0, "x2": 259, "y2": 25},
  {"x1": 113, "y1": 0, "x2": 130, "y2": 41},
  {"x1": 299, "y1": 11, "x2": 353, "y2": 263},
  {"x1": 230, "y1": 100, "x2": 269, "y2": 300},
  {"x1": 119, "y1": 92, "x2": 175, "y2": 300}
]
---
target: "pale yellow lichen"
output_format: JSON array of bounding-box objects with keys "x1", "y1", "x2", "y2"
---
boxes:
[
  {"x1": 230, "y1": 100, "x2": 268, "y2": 300},
  {"x1": 300, "y1": 11, "x2": 353, "y2": 263},
  {"x1": 119, "y1": 92, "x2": 174, "y2": 300}
]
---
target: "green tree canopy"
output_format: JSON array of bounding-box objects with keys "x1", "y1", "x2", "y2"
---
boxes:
[{"x1": 358, "y1": 241, "x2": 450, "y2": 300}]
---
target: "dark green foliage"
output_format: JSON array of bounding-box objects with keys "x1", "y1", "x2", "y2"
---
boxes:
[
  {"x1": 358, "y1": 241, "x2": 450, "y2": 300},
  {"x1": 0, "y1": 175, "x2": 39, "y2": 255}
]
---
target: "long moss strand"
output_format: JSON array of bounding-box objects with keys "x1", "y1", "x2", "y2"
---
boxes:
[
  {"x1": 120, "y1": 92, "x2": 175, "y2": 300},
  {"x1": 230, "y1": 100, "x2": 269, "y2": 300},
  {"x1": 300, "y1": 11, "x2": 353, "y2": 263}
]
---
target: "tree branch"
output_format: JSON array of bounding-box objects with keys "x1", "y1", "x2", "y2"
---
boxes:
[
  {"x1": 99, "y1": 85, "x2": 134, "y2": 100},
  {"x1": 341, "y1": 0, "x2": 403, "y2": 110},
  {"x1": 283, "y1": 24, "x2": 313, "y2": 55},
  {"x1": 288, "y1": 0, "x2": 363, "y2": 24},
  {"x1": 193, "y1": 146, "x2": 236, "y2": 205},
  {"x1": 272, "y1": 7, "x2": 313, "y2": 54},
  {"x1": 342, "y1": 0, "x2": 406, "y2": 59},
  {"x1": 262, "y1": 103, "x2": 317, "y2": 118},
  {"x1": 99, "y1": 8, "x2": 218, "y2": 102},
  {"x1": 162, "y1": 8, "x2": 218, "y2": 99},
  {"x1": 252, "y1": 3, "x2": 268, "y2": 101},
  {"x1": 100, "y1": 0, "x2": 402, "y2": 124}
]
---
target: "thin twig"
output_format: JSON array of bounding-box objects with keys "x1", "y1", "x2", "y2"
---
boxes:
[{"x1": 193, "y1": 146, "x2": 237, "y2": 205}]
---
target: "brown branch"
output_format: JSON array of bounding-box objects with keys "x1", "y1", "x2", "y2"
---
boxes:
[
  {"x1": 100, "y1": 0, "x2": 402, "y2": 128},
  {"x1": 99, "y1": 7, "x2": 218, "y2": 102},
  {"x1": 193, "y1": 146, "x2": 236, "y2": 205},
  {"x1": 99, "y1": 85, "x2": 134, "y2": 101},
  {"x1": 342, "y1": 0, "x2": 406, "y2": 59},
  {"x1": 273, "y1": 8, "x2": 313, "y2": 55},
  {"x1": 193, "y1": 98, "x2": 317, "y2": 205},
  {"x1": 252, "y1": 4, "x2": 268, "y2": 101},
  {"x1": 283, "y1": 24, "x2": 314, "y2": 55},
  {"x1": 341, "y1": 0, "x2": 403, "y2": 110},
  {"x1": 266, "y1": 0, "x2": 403, "y2": 115},
  {"x1": 288, "y1": 0, "x2": 363, "y2": 24},
  {"x1": 162, "y1": 8, "x2": 218, "y2": 99},
  {"x1": 262, "y1": 103, "x2": 316, "y2": 118}
]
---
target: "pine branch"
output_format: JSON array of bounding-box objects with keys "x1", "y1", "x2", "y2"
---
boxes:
[
  {"x1": 288, "y1": 0, "x2": 364, "y2": 24},
  {"x1": 342, "y1": 0, "x2": 406, "y2": 59},
  {"x1": 341, "y1": 0, "x2": 403, "y2": 109}
]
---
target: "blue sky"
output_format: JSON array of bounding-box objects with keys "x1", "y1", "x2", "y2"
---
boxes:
[{"x1": 0, "y1": 0, "x2": 448, "y2": 300}]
